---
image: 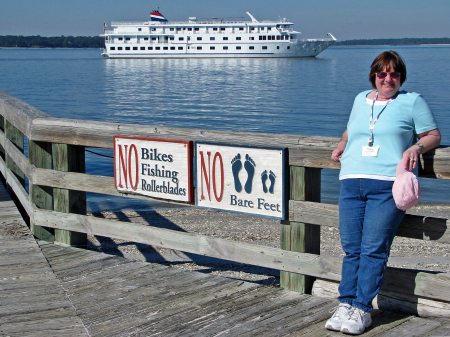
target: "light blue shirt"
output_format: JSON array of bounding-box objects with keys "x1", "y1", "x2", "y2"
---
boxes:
[{"x1": 340, "y1": 90, "x2": 438, "y2": 179}]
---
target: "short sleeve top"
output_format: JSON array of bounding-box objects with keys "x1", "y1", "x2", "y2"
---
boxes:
[{"x1": 339, "y1": 90, "x2": 438, "y2": 179}]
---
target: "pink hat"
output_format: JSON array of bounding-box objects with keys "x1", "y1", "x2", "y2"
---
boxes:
[{"x1": 392, "y1": 158, "x2": 421, "y2": 211}]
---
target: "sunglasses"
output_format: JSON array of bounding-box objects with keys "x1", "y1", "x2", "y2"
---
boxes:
[{"x1": 376, "y1": 71, "x2": 401, "y2": 79}]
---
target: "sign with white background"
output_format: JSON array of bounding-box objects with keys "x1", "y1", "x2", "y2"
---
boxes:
[
  {"x1": 114, "y1": 137, "x2": 193, "y2": 202},
  {"x1": 195, "y1": 143, "x2": 285, "y2": 219}
]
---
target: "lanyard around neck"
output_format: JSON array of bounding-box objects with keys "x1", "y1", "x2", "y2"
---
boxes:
[{"x1": 368, "y1": 91, "x2": 394, "y2": 146}]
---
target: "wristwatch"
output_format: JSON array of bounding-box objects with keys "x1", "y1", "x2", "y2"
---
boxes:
[{"x1": 415, "y1": 142, "x2": 424, "y2": 154}]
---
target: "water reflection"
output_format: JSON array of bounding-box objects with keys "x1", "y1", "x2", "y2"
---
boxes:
[{"x1": 102, "y1": 57, "x2": 343, "y2": 135}]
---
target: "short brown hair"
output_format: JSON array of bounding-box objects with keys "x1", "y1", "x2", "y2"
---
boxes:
[{"x1": 369, "y1": 51, "x2": 407, "y2": 88}]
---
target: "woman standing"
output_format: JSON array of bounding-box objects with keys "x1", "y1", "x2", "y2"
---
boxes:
[{"x1": 326, "y1": 51, "x2": 441, "y2": 335}]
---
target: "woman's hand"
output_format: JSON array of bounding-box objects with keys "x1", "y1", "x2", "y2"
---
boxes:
[
  {"x1": 331, "y1": 130, "x2": 348, "y2": 162},
  {"x1": 402, "y1": 128, "x2": 441, "y2": 171}
]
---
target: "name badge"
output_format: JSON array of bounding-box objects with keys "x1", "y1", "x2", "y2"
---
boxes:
[{"x1": 362, "y1": 145, "x2": 379, "y2": 157}]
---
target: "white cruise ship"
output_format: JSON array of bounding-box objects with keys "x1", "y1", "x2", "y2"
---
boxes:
[{"x1": 101, "y1": 11, "x2": 336, "y2": 59}]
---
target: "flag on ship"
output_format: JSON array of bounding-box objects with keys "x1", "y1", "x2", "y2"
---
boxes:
[{"x1": 150, "y1": 10, "x2": 168, "y2": 22}]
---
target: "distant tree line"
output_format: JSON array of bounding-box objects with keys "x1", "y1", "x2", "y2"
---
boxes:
[
  {"x1": 1, "y1": 36, "x2": 449, "y2": 48},
  {"x1": 335, "y1": 38, "x2": 450, "y2": 46},
  {"x1": 0, "y1": 36, "x2": 105, "y2": 48}
]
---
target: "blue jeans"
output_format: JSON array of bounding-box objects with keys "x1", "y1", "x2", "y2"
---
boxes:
[{"x1": 338, "y1": 178, "x2": 405, "y2": 312}]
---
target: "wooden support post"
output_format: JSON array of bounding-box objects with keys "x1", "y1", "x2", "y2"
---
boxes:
[
  {"x1": 0, "y1": 115, "x2": 5, "y2": 160},
  {"x1": 53, "y1": 143, "x2": 87, "y2": 247},
  {"x1": 29, "y1": 140, "x2": 54, "y2": 241},
  {"x1": 5, "y1": 120, "x2": 25, "y2": 187},
  {"x1": 281, "y1": 166, "x2": 321, "y2": 294}
]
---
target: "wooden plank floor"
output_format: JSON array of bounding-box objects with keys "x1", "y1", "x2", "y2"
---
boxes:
[{"x1": 2, "y1": 183, "x2": 450, "y2": 336}]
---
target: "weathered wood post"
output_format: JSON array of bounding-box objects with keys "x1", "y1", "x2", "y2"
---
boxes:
[
  {"x1": 281, "y1": 165, "x2": 321, "y2": 293},
  {"x1": 5, "y1": 120, "x2": 25, "y2": 187},
  {"x1": 29, "y1": 140, "x2": 54, "y2": 241},
  {"x1": 53, "y1": 143, "x2": 87, "y2": 247}
]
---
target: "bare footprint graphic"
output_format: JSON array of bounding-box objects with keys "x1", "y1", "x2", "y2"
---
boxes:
[
  {"x1": 268, "y1": 170, "x2": 276, "y2": 194},
  {"x1": 261, "y1": 170, "x2": 268, "y2": 193},
  {"x1": 244, "y1": 154, "x2": 256, "y2": 194},
  {"x1": 231, "y1": 153, "x2": 243, "y2": 192}
]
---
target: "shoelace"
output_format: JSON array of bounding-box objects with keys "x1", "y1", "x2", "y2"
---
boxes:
[
  {"x1": 347, "y1": 308, "x2": 363, "y2": 322},
  {"x1": 329, "y1": 305, "x2": 349, "y2": 318}
]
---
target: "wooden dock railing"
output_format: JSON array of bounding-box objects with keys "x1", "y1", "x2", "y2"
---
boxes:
[{"x1": 1, "y1": 88, "x2": 450, "y2": 317}]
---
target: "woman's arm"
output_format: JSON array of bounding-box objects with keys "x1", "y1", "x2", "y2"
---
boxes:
[
  {"x1": 331, "y1": 129, "x2": 348, "y2": 162},
  {"x1": 402, "y1": 128, "x2": 442, "y2": 171}
]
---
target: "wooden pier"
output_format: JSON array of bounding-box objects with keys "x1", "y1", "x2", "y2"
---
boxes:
[
  {"x1": 2, "y1": 184, "x2": 450, "y2": 336},
  {"x1": 2, "y1": 89, "x2": 450, "y2": 335}
]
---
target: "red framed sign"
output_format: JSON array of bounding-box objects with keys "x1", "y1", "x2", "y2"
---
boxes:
[{"x1": 114, "y1": 136, "x2": 193, "y2": 202}]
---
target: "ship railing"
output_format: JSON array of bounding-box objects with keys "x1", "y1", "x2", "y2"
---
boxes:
[{"x1": 1, "y1": 89, "x2": 450, "y2": 318}]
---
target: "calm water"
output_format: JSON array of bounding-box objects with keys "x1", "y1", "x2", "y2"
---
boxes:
[{"x1": 0, "y1": 46, "x2": 449, "y2": 210}]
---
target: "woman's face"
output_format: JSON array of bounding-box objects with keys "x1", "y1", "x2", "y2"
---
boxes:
[{"x1": 375, "y1": 64, "x2": 402, "y2": 99}]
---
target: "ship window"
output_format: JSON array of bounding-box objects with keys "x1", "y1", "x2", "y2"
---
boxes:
[
  {"x1": 188, "y1": 28, "x2": 192, "y2": 31},
  {"x1": 152, "y1": 38, "x2": 157, "y2": 41},
  {"x1": 272, "y1": 35, "x2": 275, "y2": 40},
  {"x1": 249, "y1": 46, "x2": 254, "y2": 50},
  {"x1": 144, "y1": 37, "x2": 149, "y2": 41},
  {"x1": 259, "y1": 36, "x2": 263, "y2": 40},
  {"x1": 163, "y1": 47, "x2": 168, "y2": 50},
  {"x1": 179, "y1": 37, "x2": 184, "y2": 41},
  {"x1": 249, "y1": 37, "x2": 255, "y2": 40},
  {"x1": 262, "y1": 46, "x2": 267, "y2": 50},
  {"x1": 239, "y1": 27, "x2": 244, "y2": 31},
  {"x1": 110, "y1": 47, "x2": 115, "y2": 50},
  {"x1": 138, "y1": 28, "x2": 142, "y2": 31},
  {"x1": 220, "y1": 28, "x2": 225, "y2": 31},
  {"x1": 133, "y1": 47, "x2": 138, "y2": 50},
  {"x1": 287, "y1": 46, "x2": 290, "y2": 49},
  {"x1": 277, "y1": 46, "x2": 279, "y2": 49},
  {"x1": 276, "y1": 36, "x2": 280, "y2": 40},
  {"x1": 125, "y1": 47, "x2": 130, "y2": 50},
  {"x1": 223, "y1": 46, "x2": 228, "y2": 50},
  {"x1": 210, "y1": 46, "x2": 215, "y2": 50},
  {"x1": 140, "y1": 47, "x2": 145, "y2": 50},
  {"x1": 236, "y1": 46, "x2": 241, "y2": 50},
  {"x1": 177, "y1": 28, "x2": 181, "y2": 31},
  {"x1": 250, "y1": 27, "x2": 255, "y2": 31},
  {"x1": 213, "y1": 28, "x2": 218, "y2": 31},
  {"x1": 197, "y1": 37, "x2": 202, "y2": 41},
  {"x1": 197, "y1": 46, "x2": 202, "y2": 50},
  {"x1": 236, "y1": 37, "x2": 241, "y2": 40},
  {"x1": 178, "y1": 46, "x2": 183, "y2": 50},
  {"x1": 148, "y1": 47, "x2": 153, "y2": 50},
  {"x1": 195, "y1": 28, "x2": 199, "y2": 31},
  {"x1": 223, "y1": 37, "x2": 228, "y2": 41},
  {"x1": 210, "y1": 37, "x2": 215, "y2": 41},
  {"x1": 155, "y1": 47, "x2": 160, "y2": 50},
  {"x1": 126, "y1": 38, "x2": 130, "y2": 41},
  {"x1": 152, "y1": 28, "x2": 156, "y2": 31},
  {"x1": 118, "y1": 47, "x2": 122, "y2": 50},
  {"x1": 170, "y1": 28, "x2": 174, "y2": 31},
  {"x1": 263, "y1": 36, "x2": 267, "y2": 40},
  {"x1": 171, "y1": 46, "x2": 175, "y2": 50},
  {"x1": 118, "y1": 37, "x2": 123, "y2": 41},
  {"x1": 170, "y1": 37, "x2": 174, "y2": 41}
]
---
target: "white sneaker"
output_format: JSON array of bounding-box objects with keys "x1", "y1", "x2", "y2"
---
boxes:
[
  {"x1": 340, "y1": 307, "x2": 372, "y2": 335},
  {"x1": 325, "y1": 303, "x2": 352, "y2": 331}
]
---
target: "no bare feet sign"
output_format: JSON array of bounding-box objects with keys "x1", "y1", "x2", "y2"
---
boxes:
[{"x1": 195, "y1": 143, "x2": 286, "y2": 219}]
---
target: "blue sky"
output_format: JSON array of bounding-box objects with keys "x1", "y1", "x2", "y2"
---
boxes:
[{"x1": 1, "y1": 0, "x2": 449, "y2": 40}]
